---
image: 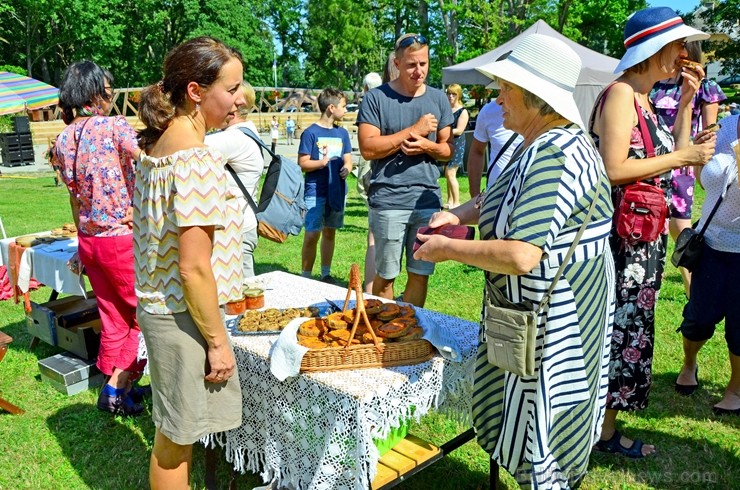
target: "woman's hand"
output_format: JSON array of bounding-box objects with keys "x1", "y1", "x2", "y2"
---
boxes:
[
  {"x1": 67, "y1": 252, "x2": 83, "y2": 275},
  {"x1": 428, "y1": 210, "x2": 461, "y2": 228},
  {"x1": 119, "y1": 206, "x2": 134, "y2": 229},
  {"x1": 683, "y1": 130, "x2": 717, "y2": 166},
  {"x1": 205, "y1": 343, "x2": 236, "y2": 383},
  {"x1": 413, "y1": 234, "x2": 449, "y2": 263},
  {"x1": 679, "y1": 65, "x2": 704, "y2": 105}
]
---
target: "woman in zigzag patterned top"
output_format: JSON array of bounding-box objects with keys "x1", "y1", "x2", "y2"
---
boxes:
[
  {"x1": 414, "y1": 34, "x2": 614, "y2": 489},
  {"x1": 134, "y1": 37, "x2": 246, "y2": 488}
]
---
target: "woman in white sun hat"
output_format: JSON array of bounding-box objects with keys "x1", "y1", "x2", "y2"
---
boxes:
[
  {"x1": 414, "y1": 33, "x2": 614, "y2": 489},
  {"x1": 590, "y1": 6, "x2": 716, "y2": 458}
]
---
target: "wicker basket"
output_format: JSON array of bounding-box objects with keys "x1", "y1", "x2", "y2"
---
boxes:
[{"x1": 300, "y1": 339, "x2": 435, "y2": 372}]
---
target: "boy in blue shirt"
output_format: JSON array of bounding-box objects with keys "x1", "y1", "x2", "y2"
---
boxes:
[{"x1": 298, "y1": 88, "x2": 353, "y2": 283}]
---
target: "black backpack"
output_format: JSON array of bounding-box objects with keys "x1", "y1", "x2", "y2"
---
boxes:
[{"x1": 226, "y1": 127, "x2": 306, "y2": 243}]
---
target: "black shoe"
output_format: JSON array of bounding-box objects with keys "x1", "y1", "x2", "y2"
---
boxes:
[
  {"x1": 128, "y1": 385, "x2": 152, "y2": 404},
  {"x1": 97, "y1": 391, "x2": 143, "y2": 416},
  {"x1": 675, "y1": 367, "x2": 699, "y2": 396},
  {"x1": 712, "y1": 406, "x2": 740, "y2": 416}
]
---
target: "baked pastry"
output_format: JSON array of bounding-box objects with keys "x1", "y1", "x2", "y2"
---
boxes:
[
  {"x1": 326, "y1": 328, "x2": 352, "y2": 343},
  {"x1": 364, "y1": 299, "x2": 383, "y2": 315},
  {"x1": 377, "y1": 319, "x2": 412, "y2": 339},
  {"x1": 298, "y1": 336, "x2": 328, "y2": 349},
  {"x1": 678, "y1": 58, "x2": 702, "y2": 71},
  {"x1": 704, "y1": 123, "x2": 720, "y2": 133},
  {"x1": 326, "y1": 312, "x2": 349, "y2": 330},
  {"x1": 299, "y1": 318, "x2": 327, "y2": 337},
  {"x1": 398, "y1": 326, "x2": 424, "y2": 341},
  {"x1": 377, "y1": 303, "x2": 400, "y2": 322},
  {"x1": 398, "y1": 305, "x2": 415, "y2": 318},
  {"x1": 341, "y1": 309, "x2": 357, "y2": 324}
]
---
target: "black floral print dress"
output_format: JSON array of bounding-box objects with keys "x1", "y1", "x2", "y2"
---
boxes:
[{"x1": 592, "y1": 101, "x2": 674, "y2": 411}]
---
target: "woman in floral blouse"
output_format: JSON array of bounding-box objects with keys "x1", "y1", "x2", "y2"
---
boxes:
[
  {"x1": 53, "y1": 61, "x2": 146, "y2": 416},
  {"x1": 650, "y1": 40, "x2": 727, "y2": 297}
]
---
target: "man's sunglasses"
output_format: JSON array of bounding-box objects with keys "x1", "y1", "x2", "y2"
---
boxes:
[{"x1": 397, "y1": 34, "x2": 428, "y2": 49}]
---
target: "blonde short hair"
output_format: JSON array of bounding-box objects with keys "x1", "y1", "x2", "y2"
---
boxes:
[
  {"x1": 236, "y1": 82, "x2": 256, "y2": 118},
  {"x1": 446, "y1": 84, "x2": 463, "y2": 100}
]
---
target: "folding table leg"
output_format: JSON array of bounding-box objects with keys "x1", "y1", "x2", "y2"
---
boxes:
[
  {"x1": 0, "y1": 396, "x2": 24, "y2": 415},
  {"x1": 490, "y1": 457, "x2": 499, "y2": 490}
]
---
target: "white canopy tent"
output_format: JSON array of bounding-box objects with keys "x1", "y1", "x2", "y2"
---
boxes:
[{"x1": 442, "y1": 20, "x2": 621, "y2": 125}]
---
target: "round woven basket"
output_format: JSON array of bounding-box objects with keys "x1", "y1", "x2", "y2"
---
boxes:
[{"x1": 300, "y1": 339, "x2": 435, "y2": 372}]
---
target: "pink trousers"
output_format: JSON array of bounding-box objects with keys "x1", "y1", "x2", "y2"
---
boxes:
[{"x1": 78, "y1": 233, "x2": 145, "y2": 376}]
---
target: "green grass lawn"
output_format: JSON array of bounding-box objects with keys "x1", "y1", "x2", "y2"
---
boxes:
[{"x1": 0, "y1": 171, "x2": 738, "y2": 489}]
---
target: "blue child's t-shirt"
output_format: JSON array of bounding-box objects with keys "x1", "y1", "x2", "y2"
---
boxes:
[{"x1": 298, "y1": 124, "x2": 352, "y2": 209}]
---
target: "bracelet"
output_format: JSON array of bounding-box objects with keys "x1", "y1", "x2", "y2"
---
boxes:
[{"x1": 474, "y1": 191, "x2": 486, "y2": 209}]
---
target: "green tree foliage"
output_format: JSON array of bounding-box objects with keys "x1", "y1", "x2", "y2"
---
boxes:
[
  {"x1": 1, "y1": 0, "x2": 733, "y2": 93},
  {"x1": 0, "y1": 0, "x2": 273, "y2": 87},
  {"x1": 691, "y1": 0, "x2": 740, "y2": 76}
]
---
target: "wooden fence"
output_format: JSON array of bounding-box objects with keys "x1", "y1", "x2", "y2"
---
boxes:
[{"x1": 27, "y1": 85, "x2": 362, "y2": 146}]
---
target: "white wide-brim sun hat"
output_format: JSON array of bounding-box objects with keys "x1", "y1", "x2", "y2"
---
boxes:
[
  {"x1": 614, "y1": 7, "x2": 708, "y2": 73},
  {"x1": 476, "y1": 33, "x2": 584, "y2": 130}
]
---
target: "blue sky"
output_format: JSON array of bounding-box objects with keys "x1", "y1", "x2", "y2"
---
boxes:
[{"x1": 647, "y1": 0, "x2": 702, "y2": 15}]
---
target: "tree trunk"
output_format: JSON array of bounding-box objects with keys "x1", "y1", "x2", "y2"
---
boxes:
[{"x1": 438, "y1": 0, "x2": 459, "y2": 66}]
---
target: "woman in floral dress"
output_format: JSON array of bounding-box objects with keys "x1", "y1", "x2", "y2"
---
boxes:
[
  {"x1": 650, "y1": 40, "x2": 727, "y2": 297},
  {"x1": 590, "y1": 7, "x2": 716, "y2": 458}
]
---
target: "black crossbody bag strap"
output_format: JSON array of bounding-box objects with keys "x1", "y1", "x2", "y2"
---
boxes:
[
  {"x1": 485, "y1": 132, "x2": 519, "y2": 182},
  {"x1": 225, "y1": 165, "x2": 259, "y2": 215}
]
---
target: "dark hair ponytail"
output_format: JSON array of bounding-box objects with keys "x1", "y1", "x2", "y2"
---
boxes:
[{"x1": 137, "y1": 36, "x2": 242, "y2": 151}]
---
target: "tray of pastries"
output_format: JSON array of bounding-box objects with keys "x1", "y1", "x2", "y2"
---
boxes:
[{"x1": 232, "y1": 307, "x2": 325, "y2": 335}]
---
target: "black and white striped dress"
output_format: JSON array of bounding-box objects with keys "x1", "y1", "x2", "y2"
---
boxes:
[{"x1": 474, "y1": 124, "x2": 615, "y2": 489}]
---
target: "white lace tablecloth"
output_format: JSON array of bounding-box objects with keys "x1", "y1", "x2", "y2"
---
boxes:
[
  {"x1": 214, "y1": 271, "x2": 479, "y2": 490},
  {"x1": 0, "y1": 234, "x2": 86, "y2": 296}
]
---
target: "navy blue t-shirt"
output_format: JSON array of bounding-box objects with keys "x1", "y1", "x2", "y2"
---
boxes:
[{"x1": 298, "y1": 123, "x2": 352, "y2": 203}]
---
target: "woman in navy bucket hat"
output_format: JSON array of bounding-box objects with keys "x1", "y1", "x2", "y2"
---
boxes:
[{"x1": 590, "y1": 7, "x2": 716, "y2": 458}]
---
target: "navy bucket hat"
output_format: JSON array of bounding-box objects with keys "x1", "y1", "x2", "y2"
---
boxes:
[{"x1": 615, "y1": 7, "x2": 708, "y2": 73}]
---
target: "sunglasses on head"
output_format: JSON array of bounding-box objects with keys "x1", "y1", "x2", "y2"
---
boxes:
[{"x1": 397, "y1": 34, "x2": 428, "y2": 49}]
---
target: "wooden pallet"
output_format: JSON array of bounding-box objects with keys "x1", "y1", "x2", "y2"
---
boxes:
[{"x1": 372, "y1": 434, "x2": 440, "y2": 490}]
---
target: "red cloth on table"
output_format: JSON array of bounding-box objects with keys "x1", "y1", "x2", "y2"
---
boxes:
[{"x1": 3, "y1": 243, "x2": 41, "y2": 310}]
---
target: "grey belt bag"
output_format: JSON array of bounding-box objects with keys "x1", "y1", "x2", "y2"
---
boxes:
[{"x1": 482, "y1": 181, "x2": 601, "y2": 377}]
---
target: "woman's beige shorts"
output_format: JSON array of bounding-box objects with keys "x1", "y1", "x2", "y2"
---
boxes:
[{"x1": 137, "y1": 306, "x2": 242, "y2": 445}]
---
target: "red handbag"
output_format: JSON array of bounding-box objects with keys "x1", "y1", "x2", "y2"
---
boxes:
[
  {"x1": 615, "y1": 182, "x2": 667, "y2": 243},
  {"x1": 614, "y1": 95, "x2": 668, "y2": 243}
]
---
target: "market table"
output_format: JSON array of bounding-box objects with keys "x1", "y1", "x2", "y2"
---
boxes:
[
  {"x1": 212, "y1": 271, "x2": 479, "y2": 490},
  {"x1": 0, "y1": 234, "x2": 86, "y2": 299}
]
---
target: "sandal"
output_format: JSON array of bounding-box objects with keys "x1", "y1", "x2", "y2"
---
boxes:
[{"x1": 594, "y1": 430, "x2": 652, "y2": 459}]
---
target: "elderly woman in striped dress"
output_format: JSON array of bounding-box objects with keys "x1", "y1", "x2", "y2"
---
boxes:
[{"x1": 414, "y1": 34, "x2": 614, "y2": 489}]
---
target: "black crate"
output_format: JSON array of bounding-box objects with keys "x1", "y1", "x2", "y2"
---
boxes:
[
  {"x1": 13, "y1": 116, "x2": 30, "y2": 133},
  {"x1": 18, "y1": 132, "x2": 32, "y2": 146},
  {"x1": 2, "y1": 149, "x2": 23, "y2": 162},
  {"x1": 22, "y1": 149, "x2": 35, "y2": 160},
  {"x1": 1, "y1": 133, "x2": 20, "y2": 147}
]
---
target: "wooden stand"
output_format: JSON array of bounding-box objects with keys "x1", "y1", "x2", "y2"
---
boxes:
[{"x1": 0, "y1": 331, "x2": 24, "y2": 415}]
